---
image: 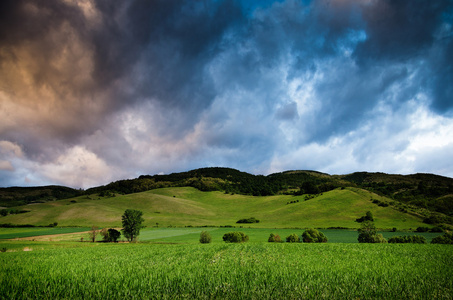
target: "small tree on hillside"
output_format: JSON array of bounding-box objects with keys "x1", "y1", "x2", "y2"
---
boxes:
[{"x1": 122, "y1": 209, "x2": 145, "y2": 242}]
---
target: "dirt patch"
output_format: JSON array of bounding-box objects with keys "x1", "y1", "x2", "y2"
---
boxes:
[{"x1": 11, "y1": 231, "x2": 91, "y2": 242}]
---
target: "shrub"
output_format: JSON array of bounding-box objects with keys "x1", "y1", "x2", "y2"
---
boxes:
[
  {"x1": 416, "y1": 227, "x2": 429, "y2": 232},
  {"x1": 356, "y1": 211, "x2": 374, "y2": 223},
  {"x1": 388, "y1": 235, "x2": 427, "y2": 244},
  {"x1": 430, "y1": 227, "x2": 443, "y2": 233},
  {"x1": 302, "y1": 228, "x2": 328, "y2": 243},
  {"x1": 108, "y1": 229, "x2": 121, "y2": 242},
  {"x1": 199, "y1": 231, "x2": 212, "y2": 244},
  {"x1": 223, "y1": 232, "x2": 248, "y2": 243},
  {"x1": 286, "y1": 233, "x2": 300, "y2": 243},
  {"x1": 371, "y1": 234, "x2": 388, "y2": 243},
  {"x1": 431, "y1": 232, "x2": 453, "y2": 244},
  {"x1": 236, "y1": 217, "x2": 260, "y2": 224},
  {"x1": 358, "y1": 221, "x2": 387, "y2": 243},
  {"x1": 268, "y1": 233, "x2": 282, "y2": 243}
]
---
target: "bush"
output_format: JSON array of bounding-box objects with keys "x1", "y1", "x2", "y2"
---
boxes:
[
  {"x1": 286, "y1": 233, "x2": 300, "y2": 243},
  {"x1": 356, "y1": 211, "x2": 374, "y2": 223},
  {"x1": 430, "y1": 227, "x2": 444, "y2": 233},
  {"x1": 388, "y1": 235, "x2": 427, "y2": 244},
  {"x1": 100, "y1": 228, "x2": 121, "y2": 242},
  {"x1": 268, "y1": 233, "x2": 282, "y2": 243},
  {"x1": 236, "y1": 217, "x2": 260, "y2": 224},
  {"x1": 108, "y1": 228, "x2": 121, "y2": 242},
  {"x1": 416, "y1": 227, "x2": 429, "y2": 232},
  {"x1": 302, "y1": 228, "x2": 328, "y2": 243},
  {"x1": 431, "y1": 232, "x2": 453, "y2": 244},
  {"x1": 223, "y1": 232, "x2": 248, "y2": 243},
  {"x1": 358, "y1": 221, "x2": 387, "y2": 243},
  {"x1": 199, "y1": 231, "x2": 212, "y2": 244},
  {"x1": 371, "y1": 234, "x2": 388, "y2": 243}
]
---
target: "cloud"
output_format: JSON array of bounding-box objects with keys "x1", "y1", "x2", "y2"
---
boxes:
[{"x1": 0, "y1": 0, "x2": 452, "y2": 188}]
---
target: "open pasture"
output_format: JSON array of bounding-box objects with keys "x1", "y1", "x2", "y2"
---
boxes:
[
  {"x1": 0, "y1": 187, "x2": 428, "y2": 230},
  {"x1": 0, "y1": 242, "x2": 451, "y2": 299}
]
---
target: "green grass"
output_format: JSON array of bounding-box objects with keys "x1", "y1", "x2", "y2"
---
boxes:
[
  {"x1": 0, "y1": 242, "x2": 451, "y2": 299},
  {"x1": 0, "y1": 187, "x2": 428, "y2": 229},
  {"x1": 1, "y1": 226, "x2": 442, "y2": 244}
]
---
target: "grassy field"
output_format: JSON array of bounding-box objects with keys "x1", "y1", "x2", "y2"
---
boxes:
[
  {"x1": 0, "y1": 227, "x2": 444, "y2": 244},
  {"x1": 0, "y1": 187, "x2": 428, "y2": 229},
  {"x1": 0, "y1": 227, "x2": 90, "y2": 240},
  {"x1": 0, "y1": 241, "x2": 451, "y2": 299}
]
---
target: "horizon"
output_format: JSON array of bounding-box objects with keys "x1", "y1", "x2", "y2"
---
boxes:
[
  {"x1": 1, "y1": 0, "x2": 453, "y2": 189},
  {"x1": 1, "y1": 166, "x2": 452, "y2": 190}
]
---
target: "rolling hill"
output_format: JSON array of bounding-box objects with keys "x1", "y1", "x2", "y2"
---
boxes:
[
  {"x1": 0, "y1": 186, "x2": 433, "y2": 230},
  {"x1": 1, "y1": 167, "x2": 452, "y2": 228}
]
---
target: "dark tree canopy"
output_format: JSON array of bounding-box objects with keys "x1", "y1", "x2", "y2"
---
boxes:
[{"x1": 121, "y1": 209, "x2": 145, "y2": 242}]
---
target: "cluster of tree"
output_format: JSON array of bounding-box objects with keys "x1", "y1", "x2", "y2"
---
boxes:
[
  {"x1": 0, "y1": 186, "x2": 82, "y2": 207},
  {"x1": 0, "y1": 222, "x2": 57, "y2": 228},
  {"x1": 100, "y1": 228, "x2": 121, "y2": 242},
  {"x1": 416, "y1": 226, "x2": 443, "y2": 233},
  {"x1": 236, "y1": 217, "x2": 260, "y2": 224},
  {"x1": 88, "y1": 209, "x2": 145, "y2": 243},
  {"x1": 222, "y1": 232, "x2": 249, "y2": 243},
  {"x1": 268, "y1": 229, "x2": 328, "y2": 243},
  {"x1": 343, "y1": 172, "x2": 453, "y2": 216},
  {"x1": 387, "y1": 235, "x2": 427, "y2": 244},
  {"x1": 87, "y1": 168, "x2": 347, "y2": 198},
  {"x1": 0, "y1": 209, "x2": 29, "y2": 216},
  {"x1": 431, "y1": 232, "x2": 453, "y2": 244}
]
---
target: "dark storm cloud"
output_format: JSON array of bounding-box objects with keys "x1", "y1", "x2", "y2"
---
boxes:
[{"x1": 1, "y1": 0, "x2": 453, "y2": 188}]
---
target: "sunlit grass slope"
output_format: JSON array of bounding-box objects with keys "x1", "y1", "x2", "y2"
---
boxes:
[{"x1": 1, "y1": 187, "x2": 426, "y2": 229}]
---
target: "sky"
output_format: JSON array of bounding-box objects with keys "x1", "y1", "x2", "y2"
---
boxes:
[{"x1": 1, "y1": 0, "x2": 453, "y2": 189}]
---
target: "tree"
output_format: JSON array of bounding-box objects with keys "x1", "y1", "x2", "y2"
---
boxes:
[
  {"x1": 286, "y1": 233, "x2": 300, "y2": 243},
  {"x1": 121, "y1": 209, "x2": 145, "y2": 242},
  {"x1": 100, "y1": 228, "x2": 121, "y2": 242},
  {"x1": 302, "y1": 228, "x2": 328, "y2": 243},
  {"x1": 223, "y1": 232, "x2": 249, "y2": 243},
  {"x1": 108, "y1": 228, "x2": 121, "y2": 242},
  {"x1": 357, "y1": 221, "x2": 387, "y2": 243},
  {"x1": 199, "y1": 231, "x2": 212, "y2": 244},
  {"x1": 88, "y1": 226, "x2": 98, "y2": 243},
  {"x1": 100, "y1": 228, "x2": 109, "y2": 241},
  {"x1": 268, "y1": 233, "x2": 282, "y2": 243}
]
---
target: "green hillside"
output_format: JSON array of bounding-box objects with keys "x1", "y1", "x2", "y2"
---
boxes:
[
  {"x1": 2, "y1": 168, "x2": 452, "y2": 218},
  {"x1": 0, "y1": 187, "x2": 428, "y2": 230}
]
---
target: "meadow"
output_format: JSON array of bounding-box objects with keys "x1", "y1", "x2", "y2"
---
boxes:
[
  {"x1": 0, "y1": 187, "x2": 429, "y2": 230},
  {"x1": 1, "y1": 184, "x2": 450, "y2": 299},
  {"x1": 0, "y1": 241, "x2": 451, "y2": 299}
]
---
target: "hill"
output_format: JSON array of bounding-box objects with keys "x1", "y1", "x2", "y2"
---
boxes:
[
  {"x1": 0, "y1": 187, "x2": 429, "y2": 229},
  {"x1": 0, "y1": 186, "x2": 82, "y2": 208},
  {"x1": 1, "y1": 167, "x2": 452, "y2": 226}
]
